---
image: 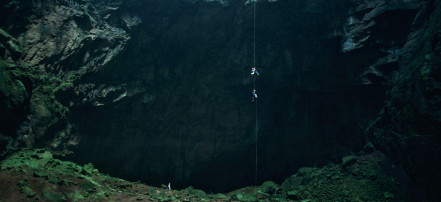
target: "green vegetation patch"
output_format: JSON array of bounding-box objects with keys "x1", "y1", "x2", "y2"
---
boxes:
[
  {"x1": 43, "y1": 187, "x2": 67, "y2": 202},
  {"x1": 0, "y1": 149, "x2": 404, "y2": 201}
]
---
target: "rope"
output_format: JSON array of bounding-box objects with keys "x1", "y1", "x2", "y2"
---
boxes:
[
  {"x1": 253, "y1": 0, "x2": 258, "y2": 187},
  {"x1": 255, "y1": 94, "x2": 258, "y2": 186},
  {"x1": 253, "y1": 0, "x2": 256, "y2": 68}
]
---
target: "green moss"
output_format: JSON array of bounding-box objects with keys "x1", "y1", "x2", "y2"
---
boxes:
[
  {"x1": 21, "y1": 185, "x2": 36, "y2": 198},
  {"x1": 8, "y1": 80, "x2": 27, "y2": 107},
  {"x1": 0, "y1": 28, "x2": 14, "y2": 40},
  {"x1": 1, "y1": 148, "x2": 405, "y2": 201},
  {"x1": 235, "y1": 192, "x2": 257, "y2": 201},
  {"x1": 0, "y1": 150, "x2": 53, "y2": 171},
  {"x1": 80, "y1": 182, "x2": 96, "y2": 193},
  {"x1": 183, "y1": 186, "x2": 207, "y2": 197},
  {"x1": 260, "y1": 181, "x2": 279, "y2": 195},
  {"x1": 17, "y1": 181, "x2": 36, "y2": 198},
  {"x1": 82, "y1": 163, "x2": 95, "y2": 175},
  {"x1": 73, "y1": 192, "x2": 86, "y2": 200},
  {"x1": 0, "y1": 28, "x2": 21, "y2": 54},
  {"x1": 8, "y1": 40, "x2": 22, "y2": 53},
  {"x1": 0, "y1": 57, "x2": 30, "y2": 109},
  {"x1": 96, "y1": 190, "x2": 111, "y2": 198},
  {"x1": 43, "y1": 188, "x2": 67, "y2": 202}
]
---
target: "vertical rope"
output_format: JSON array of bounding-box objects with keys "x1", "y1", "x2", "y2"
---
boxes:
[
  {"x1": 253, "y1": 1, "x2": 256, "y2": 68},
  {"x1": 253, "y1": 0, "x2": 258, "y2": 187},
  {"x1": 255, "y1": 95, "x2": 258, "y2": 186}
]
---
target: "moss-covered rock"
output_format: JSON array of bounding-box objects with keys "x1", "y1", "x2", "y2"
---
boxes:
[
  {"x1": 0, "y1": 0, "x2": 438, "y2": 200},
  {"x1": 368, "y1": 1, "x2": 441, "y2": 200},
  {"x1": 234, "y1": 192, "x2": 257, "y2": 201},
  {"x1": 43, "y1": 187, "x2": 67, "y2": 202},
  {"x1": 182, "y1": 186, "x2": 207, "y2": 197},
  {"x1": 280, "y1": 151, "x2": 406, "y2": 201},
  {"x1": 0, "y1": 28, "x2": 22, "y2": 60},
  {"x1": 18, "y1": 181, "x2": 36, "y2": 198},
  {"x1": 259, "y1": 181, "x2": 279, "y2": 195},
  {"x1": 0, "y1": 57, "x2": 28, "y2": 109},
  {"x1": 0, "y1": 149, "x2": 415, "y2": 201},
  {"x1": 33, "y1": 169, "x2": 49, "y2": 179},
  {"x1": 81, "y1": 163, "x2": 95, "y2": 175}
]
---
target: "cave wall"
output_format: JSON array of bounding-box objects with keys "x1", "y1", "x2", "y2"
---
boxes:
[
  {"x1": 368, "y1": 0, "x2": 441, "y2": 200},
  {"x1": 1, "y1": 0, "x2": 439, "y2": 198},
  {"x1": 66, "y1": 0, "x2": 380, "y2": 192},
  {"x1": 0, "y1": 0, "x2": 133, "y2": 151}
]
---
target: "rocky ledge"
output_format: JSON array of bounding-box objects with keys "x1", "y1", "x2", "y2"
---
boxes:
[{"x1": 0, "y1": 144, "x2": 411, "y2": 201}]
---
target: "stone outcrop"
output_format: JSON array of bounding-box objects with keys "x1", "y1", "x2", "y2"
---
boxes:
[
  {"x1": 0, "y1": 27, "x2": 30, "y2": 149},
  {"x1": 343, "y1": 0, "x2": 424, "y2": 85},
  {"x1": 339, "y1": 0, "x2": 441, "y2": 199},
  {"x1": 0, "y1": 0, "x2": 133, "y2": 151},
  {"x1": 0, "y1": 0, "x2": 440, "y2": 199},
  {"x1": 0, "y1": 148, "x2": 411, "y2": 201},
  {"x1": 367, "y1": 0, "x2": 441, "y2": 200}
]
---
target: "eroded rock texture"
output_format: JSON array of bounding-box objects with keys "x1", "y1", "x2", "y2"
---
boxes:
[
  {"x1": 341, "y1": 0, "x2": 441, "y2": 200},
  {"x1": 67, "y1": 0, "x2": 367, "y2": 192},
  {"x1": 368, "y1": 0, "x2": 441, "y2": 200},
  {"x1": 0, "y1": 0, "x2": 440, "y2": 199},
  {"x1": 0, "y1": 0, "x2": 132, "y2": 150}
]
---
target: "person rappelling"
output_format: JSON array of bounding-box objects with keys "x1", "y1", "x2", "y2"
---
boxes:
[
  {"x1": 252, "y1": 89, "x2": 258, "y2": 102},
  {"x1": 251, "y1": 67, "x2": 260, "y2": 76}
]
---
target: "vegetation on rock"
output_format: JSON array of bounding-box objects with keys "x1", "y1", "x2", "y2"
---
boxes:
[{"x1": 0, "y1": 148, "x2": 406, "y2": 201}]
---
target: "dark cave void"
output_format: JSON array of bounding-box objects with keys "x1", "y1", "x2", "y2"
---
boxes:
[{"x1": 64, "y1": 0, "x2": 390, "y2": 192}]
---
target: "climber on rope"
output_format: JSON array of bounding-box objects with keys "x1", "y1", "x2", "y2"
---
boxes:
[
  {"x1": 251, "y1": 67, "x2": 260, "y2": 76},
  {"x1": 252, "y1": 89, "x2": 258, "y2": 102}
]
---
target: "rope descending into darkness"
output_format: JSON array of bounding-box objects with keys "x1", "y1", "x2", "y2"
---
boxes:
[{"x1": 253, "y1": 0, "x2": 258, "y2": 187}]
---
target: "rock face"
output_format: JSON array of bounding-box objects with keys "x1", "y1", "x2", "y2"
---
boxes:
[
  {"x1": 367, "y1": 0, "x2": 441, "y2": 200},
  {"x1": 0, "y1": 0, "x2": 132, "y2": 150},
  {"x1": 0, "y1": 0, "x2": 440, "y2": 199},
  {"x1": 67, "y1": 0, "x2": 371, "y2": 192},
  {"x1": 343, "y1": 0, "x2": 424, "y2": 85},
  {"x1": 280, "y1": 150, "x2": 412, "y2": 201},
  {"x1": 341, "y1": 0, "x2": 441, "y2": 200}
]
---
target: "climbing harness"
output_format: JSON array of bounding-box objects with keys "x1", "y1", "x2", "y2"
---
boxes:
[{"x1": 251, "y1": 67, "x2": 260, "y2": 76}]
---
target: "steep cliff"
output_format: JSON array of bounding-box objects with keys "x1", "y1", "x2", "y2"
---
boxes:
[
  {"x1": 65, "y1": 0, "x2": 367, "y2": 191},
  {"x1": 0, "y1": 0, "x2": 132, "y2": 151},
  {"x1": 368, "y1": 0, "x2": 441, "y2": 200},
  {"x1": 0, "y1": 0, "x2": 440, "y2": 199},
  {"x1": 338, "y1": 0, "x2": 441, "y2": 200}
]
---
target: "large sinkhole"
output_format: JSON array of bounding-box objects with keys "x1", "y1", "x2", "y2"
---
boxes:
[{"x1": 61, "y1": 0, "x2": 391, "y2": 192}]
